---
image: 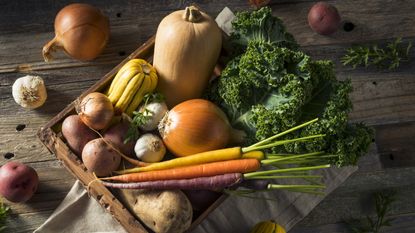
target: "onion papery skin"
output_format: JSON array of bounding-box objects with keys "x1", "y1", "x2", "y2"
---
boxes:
[
  {"x1": 43, "y1": 3, "x2": 109, "y2": 62},
  {"x1": 78, "y1": 92, "x2": 114, "y2": 130},
  {"x1": 159, "y1": 99, "x2": 235, "y2": 157}
]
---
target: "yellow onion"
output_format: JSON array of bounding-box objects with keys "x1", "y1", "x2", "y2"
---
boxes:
[
  {"x1": 42, "y1": 3, "x2": 109, "y2": 62},
  {"x1": 77, "y1": 92, "x2": 114, "y2": 130},
  {"x1": 158, "y1": 99, "x2": 245, "y2": 157}
]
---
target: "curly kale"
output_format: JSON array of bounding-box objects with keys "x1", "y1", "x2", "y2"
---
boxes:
[
  {"x1": 224, "y1": 7, "x2": 298, "y2": 57},
  {"x1": 206, "y1": 7, "x2": 373, "y2": 166}
]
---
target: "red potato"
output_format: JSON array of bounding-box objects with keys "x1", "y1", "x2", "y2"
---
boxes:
[
  {"x1": 104, "y1": 120, "x2": 135, "y2": 157},
  {"x1": 62, "y1": 115, "x2": 98, "y2": 157},
  {"x1": 0, "y1": 161, "x2": 39, "y2": 203},
  {"x1": 82, "y1": 138, "x2": 121, "y2": 176},
  {"x1": 308, "y1": 2, "x2": 341, "y2": 35}
]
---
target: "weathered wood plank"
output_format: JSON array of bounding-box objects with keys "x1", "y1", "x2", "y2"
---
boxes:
[{"x1": 1, "y1": 0, "x2": 415, "y2": 232}]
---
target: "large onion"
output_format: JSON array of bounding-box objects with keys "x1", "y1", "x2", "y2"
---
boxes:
[
  {"x1": 42, "y1": 3, "x2": 109, "y2": 62},
  {"x1": 158, "y1": 99, "x2": 245, "y2": 157},
  {"x1": 77, "y1": 92, "x2": 114, "y2": 130}
]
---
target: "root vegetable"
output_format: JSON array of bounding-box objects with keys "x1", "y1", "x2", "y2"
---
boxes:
[
  {"x1": 77, "y1": 92, "x2": 114, "y2": 130},
  {"x1": 134, "y1": 134, "x2": 166, "y2": 163},
  {"x1": 104, "y1": 120, "x2": 135, "y2": 157},
  {"x1": 138, "y1": 101, "x2": 168, "y2": 131},
  {"x1": 62, "y1": 115, "x2": 98, "y2": 157},
  {"x1": 117, "y1": 189, "x2": 192, "y2": 233},
  {"x1": 104, "y1": 158, "x2": 261, "y2": 182},
  {"x1": 158, "y1": 99, "x2": 245, "y2": 157},
  {"x1": 102, "y1": 173, "x2": 242, "y2": 190},
  {"x1": 43, "y1": 3, "x2": 109, "y2": 61},
  {"x1": 82, "y1": 138, "x2": 121, "y2": 176},
  {"x1": 0, "y1": 161, "x2": 39, "y2": 203},
  {"x1": 121, "y1": 118, "x2": 324, "y2": 174},
  {"x1": 308, "y1": 2, "x2": 341, "y2": 35}
]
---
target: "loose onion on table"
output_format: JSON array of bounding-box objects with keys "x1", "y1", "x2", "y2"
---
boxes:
[
  {"x1": 158, "y1": 99, "x2": 245, "y2": 157},
  {"x1": 42, "y1": 3, "x2": 109, "y2": 62},
  {"x1": 77, "y1": 92, "x2": 114, "y2": 130}
]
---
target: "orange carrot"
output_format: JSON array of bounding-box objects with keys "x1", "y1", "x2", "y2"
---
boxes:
[
  {"x1": 118, "y1": 147, "x2": 243, "y2": 174},
  {"x1": 102, "y1": 159, "x2": 261, "y2": 183}
]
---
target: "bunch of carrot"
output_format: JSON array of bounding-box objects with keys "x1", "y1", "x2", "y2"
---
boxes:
[{"x1": 100, "y1": 118, "x2": 331, "y2": 194}]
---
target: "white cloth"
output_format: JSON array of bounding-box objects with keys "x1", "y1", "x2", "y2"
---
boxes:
[{"x1": 35, "y1": 8, "x2": 357, "y2": 233}]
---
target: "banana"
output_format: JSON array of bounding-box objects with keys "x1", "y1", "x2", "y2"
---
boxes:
[
  {"x1": 125, "y1": 75, "x2": 152, "y2": 116},
  {"x1": 115, "y1": 73, "x2": 145, "y2": 112}
]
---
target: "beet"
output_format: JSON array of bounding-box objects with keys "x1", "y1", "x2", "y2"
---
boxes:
[{"x1": 308, "y1": 2, "x2": 341, "y2": 35}]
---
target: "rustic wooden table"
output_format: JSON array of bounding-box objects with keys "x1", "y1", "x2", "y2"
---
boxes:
[{"x1": 1, "y1": 0, "x2": 414, "y2": 232}]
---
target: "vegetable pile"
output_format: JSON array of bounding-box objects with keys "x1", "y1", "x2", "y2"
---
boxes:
[
  {"x1": 54, "y1": 5, "x2": 375, "y2": 233},
  {"x1": 206, "y1": 7, "x2": 373, "y2": 167}
]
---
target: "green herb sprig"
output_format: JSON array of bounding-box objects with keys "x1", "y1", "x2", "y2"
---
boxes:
[
  {"x1": 124, "y1": 92, "x2": 164, "y2": 143},
  {"x1": 345, "y1": 191, "x2": 396, "y2": 233},
  {"x1": 0, "y1": 199, "x2": 10, "y2": 232},
  {"x1": 341, "y1": 38, "x2": 412, "y2": 70}
]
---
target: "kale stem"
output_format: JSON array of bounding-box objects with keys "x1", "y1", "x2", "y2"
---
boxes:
[
  {"x1": 247, "y1": 118, "x2": 318, "y2": 149},
  {"x1": 243, "y1": 134, "x2": 325, "y2": 152},
  {"x1": 244, "y1": 164, "x2": 330, "y2": 178}
]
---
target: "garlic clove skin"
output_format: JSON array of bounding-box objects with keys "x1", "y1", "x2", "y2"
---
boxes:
[
  {"x1": 139, "y1": 101, "x2": 168, "y2": 131},
  {"x1": 134, "y1": 133, "x2": 166, "y2": 163},
  {"x1": 12, "y1": 75, "x2": 47, "y2": 109}
]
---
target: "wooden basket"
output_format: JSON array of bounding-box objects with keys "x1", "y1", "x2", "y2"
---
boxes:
[{"x1": 37, "y1": 36, "x2": 227, "y2": 233}]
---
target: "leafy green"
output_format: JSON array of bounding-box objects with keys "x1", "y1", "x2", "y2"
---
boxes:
[
  {"x1": 124, "y1": 92, "x2": 164, "y2": 143},
  {"x1": 225, "y1": 7, "x2": 298, "y2": 57},
  {"x1": 0, "y1": 199, "x2": 9, "y2": 232},
  {"x1": 341, "y1": 38, "x2": 412, "y2": 70},
  {"x1": 206, "y1": 7, "x2": 373, "y2": 166},
  {"x1": 345, "y1": 191, "x2": 396, "y2": 233}
]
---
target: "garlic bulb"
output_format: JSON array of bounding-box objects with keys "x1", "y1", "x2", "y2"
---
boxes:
[
  {"x1": 134, "y1": 133, "x2": 166, "y2": 162},
  {"x1": 139, "y1": 101, "x2": 168, "y2": 131},
  {"x1": 12, "y1": 75, "x2": 47, "y2": 109}
]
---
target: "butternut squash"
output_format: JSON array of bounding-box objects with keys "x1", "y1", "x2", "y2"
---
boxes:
[{"x1": 153, "y1": 6, "x2": 222, "y2": 107}]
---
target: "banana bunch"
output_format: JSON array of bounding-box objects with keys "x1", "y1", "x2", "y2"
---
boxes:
[
  {"x1": 250, "y1": 220, "x2": 286, "y2": 233},
  {"x1": 107, "y1": 59, "x2": 158, "y2": 115}
]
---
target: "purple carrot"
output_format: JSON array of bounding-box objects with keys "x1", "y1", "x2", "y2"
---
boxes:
[{"x1": 101, "y1": 173, "x2": 243, "y2": 190}]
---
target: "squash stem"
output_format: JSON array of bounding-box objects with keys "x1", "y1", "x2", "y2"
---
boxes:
[{"x1": 183, "y1": 6, "x2": 202, "y2": 22}]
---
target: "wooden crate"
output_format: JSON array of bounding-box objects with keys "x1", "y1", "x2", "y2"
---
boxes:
[{"x1": 37, "y1": 36, "x2": 227, "y2": 233}]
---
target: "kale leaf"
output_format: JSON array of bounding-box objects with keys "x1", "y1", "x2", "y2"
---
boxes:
[{"x1": 206, "y1": 7, "x2": 373, "y2": 166}]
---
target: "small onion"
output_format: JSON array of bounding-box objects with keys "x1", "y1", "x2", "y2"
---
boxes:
[
  {"x1": 158, "y1": 99, "x2": 245, "y2": 157},
  {"x1": 77, "y1": 92, "x2": 114, "y2": 130},
  {"x1": 42, "y1": 3, "x2": 109, "y2": 62}
]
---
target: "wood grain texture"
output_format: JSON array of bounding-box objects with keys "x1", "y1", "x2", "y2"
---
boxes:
[{"x1": 0, "y1": 0, "x2": 414, "y2": 232}]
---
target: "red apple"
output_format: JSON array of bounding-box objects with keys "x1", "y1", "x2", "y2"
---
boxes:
[
  {"x1": 308, "y1": 2, "x2": 341, "y2": 35},
  {"x1": 0, "y1": 161, "x2": 39, "y2": 203}
]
